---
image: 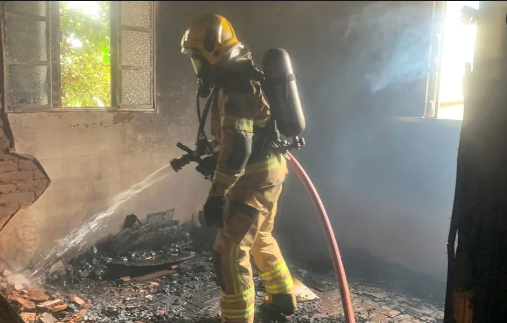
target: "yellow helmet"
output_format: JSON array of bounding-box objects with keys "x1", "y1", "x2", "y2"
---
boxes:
[{"x1": 181, "y1": 14, "x2": 242, "y2": 70}]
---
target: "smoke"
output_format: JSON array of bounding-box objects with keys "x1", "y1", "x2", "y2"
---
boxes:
[
  {"x1": 276, "y1": 2, "x2": 460, "y2": 282},
  {"x1": 337, "y1": 2, "x2": 433, "y2": 93}
]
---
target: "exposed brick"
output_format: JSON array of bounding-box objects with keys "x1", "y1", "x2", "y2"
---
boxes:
[
  {"x1": 18, "y1": 160, "x2": 38, "y2": 171},
  {"x1": 0, "y1": 215, "x2": 9, "y2": 229},
  {"x1": 16, "y1": 153, "x2": 35, "y2": 159},
  {"x1": 0, "y1": 192, "x2": 35, "y2": 207},
  {"x1": 0, "y1": 161, "x2": 18, "y2": 172},
  {"x1": 33, "y1": 169, "x2": 47, "y2": 180},
  {"x1": 17, "y1": 179, "x2": 48, "y2": 192},
  {"x1": 0, "y1": 183, "x2": 16, "y2": 194},
  {"x1": 0, "y1": 203, "x2": 19, "y2": 218},
  {"x1": 0, "y1": 137, "x2": 9, "y2": 151},
  {"x1": 0, "y1": 171, "x2": 33, "y2": 183},
  {"x1": 0, "y1": 154, "x2": 19, "y2": 162},
  {"x1": 35, "y1": 189, "x2": 45, "y2": 200}
]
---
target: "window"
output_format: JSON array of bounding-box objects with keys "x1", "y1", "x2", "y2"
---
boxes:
[
  {"x1": 424, "y1": 1, "x2": 479, "y2": 121},
  {"x1": 1, "y1": 1, "x2": 156, "y2": 112},
  {"x1": 59, "y1": 1, "x2": 111, "y2": 108}
]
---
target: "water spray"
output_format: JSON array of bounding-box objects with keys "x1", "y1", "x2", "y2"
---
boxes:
[{"x1": 30, "y1": 164, "x2": 173, "y2": 281}]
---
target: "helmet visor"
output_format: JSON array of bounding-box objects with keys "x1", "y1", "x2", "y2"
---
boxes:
[
  {"x1": 189, "y1": 56, "x2": 203, "y2": 76},
  {"x1": 182, "y1": 48, "x2": 206, "y2": 77}
]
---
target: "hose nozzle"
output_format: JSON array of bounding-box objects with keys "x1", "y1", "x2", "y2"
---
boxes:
[
  {"x1": 170, "y1": 142, "x2": 197, "y2": 172},
  {"x1": 170, "y1": 155, "x2": 191, "y2": 172}
]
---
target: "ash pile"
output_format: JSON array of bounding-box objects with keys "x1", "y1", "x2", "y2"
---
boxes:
[
  {"x1": 0, "y1": 209, "x2": 338, "y2": 323},
  {"x1": 0, "y1": 207, "x2": 443, "y2": 323},
  {"x1": 42, "y1": 209, "x2": 225, "y2": 323},
  {"x1": 48, "y1": 209, "x2": 199, "y2": 283},
  {"x1": 0, "y1": 209, "x2": 222, "y2": 323}
]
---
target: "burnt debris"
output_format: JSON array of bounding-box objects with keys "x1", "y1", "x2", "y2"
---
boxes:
[
  {"x1": 46, "y1": 209, "x2": 197, "y2": 282},
  {"x1": 0, "y1": 209, "x2": 444, "y2": 323}
]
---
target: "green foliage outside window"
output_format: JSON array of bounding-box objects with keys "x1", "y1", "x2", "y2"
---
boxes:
[{"x1": 60, "y1": 1, "x2": 111, "y2": 107}]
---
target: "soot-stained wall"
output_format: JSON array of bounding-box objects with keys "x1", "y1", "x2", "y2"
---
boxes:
[
  {"x1": 159, "y1": 0, "x2": 460, "y2": 281},
  {"x1": 0, "y1": 1, "x2": 459, "y2": 282},
  {"x1": 159, "y1": 1, "x2": 459, "y2": 281}
]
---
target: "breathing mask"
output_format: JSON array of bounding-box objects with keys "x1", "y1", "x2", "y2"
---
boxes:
[{"x1": 183, "y1": 49, "x2": 215, "y2": 98}]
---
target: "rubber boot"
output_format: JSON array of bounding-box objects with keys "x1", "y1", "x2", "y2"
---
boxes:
[
  {"x1": 255, "y1": 294, "x2": 296, "y2": 322},
  {"x1": 256, "y1": 304, "x2": 292, "y2": 323},
  {"x1": 265, "y1": 294, "x2": 297, "y2": 316}
]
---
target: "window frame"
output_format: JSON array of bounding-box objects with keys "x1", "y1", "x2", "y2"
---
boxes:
[
  {"x1": 1, "y1": 1, "x2": 157, "y2": 113},
  {"x1": 423, "y1": 1, "x2": 446, "y2": 119},
  {"x1": 115, "y1": 1, "x2": 156, "y2": 111},
  {"x1": 398, "y1": 0, "x2": 473, "y2": 124},
  {"x1": 1, "y1": 1, "x2": 53, "y2": 112},
  {"x1": 422, "y1": 0, "x2": 477, "y2": 122}
]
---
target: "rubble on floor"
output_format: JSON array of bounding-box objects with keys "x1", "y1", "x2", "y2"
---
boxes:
[
  {"x1": 290, "y1": 270, "x2": 444, "y2": 323},
  {"x1": 0, "y1": 210, "x2": 444, "y2": 323},
  {"x1": 51, "y1": 209, "x2": 197, "y2": 282}
]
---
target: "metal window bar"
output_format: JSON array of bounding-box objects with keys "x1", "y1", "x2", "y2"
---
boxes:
[
  {"x1": 424, "y1": 1, "x2": 446, "y2": 118},
  {"x1": 1, "y1": 1, "x2": 53, "y2": 112},
  {"x1": 110, "y1": 0, "x2": 118, "y2": 108},
  {"x1": 49, "y1": 0, "x2": 60, "y2": 108}
]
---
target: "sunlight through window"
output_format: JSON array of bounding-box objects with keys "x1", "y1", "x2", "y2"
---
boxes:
[
  {"x1": 60, "y1": 1, "x2": 111, "y2": 108},
  {"x1": 437, "y1": 1, "x2": 479, "y2": 120}
]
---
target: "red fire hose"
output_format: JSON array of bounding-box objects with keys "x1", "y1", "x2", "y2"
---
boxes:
[{"x1": 286, "y1": 151, "x2": 355, "y2": 323}]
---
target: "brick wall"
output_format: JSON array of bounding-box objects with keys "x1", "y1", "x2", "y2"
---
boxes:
[
  {"x1": 0, "y1": 154, "x2": 50, "y2": 228},
  {"x1": 0, "y1": 101, "x2": 50, "y2": 231},
  {"x1": 0, "y1": 22, "x2": 51, "y2": 261}
]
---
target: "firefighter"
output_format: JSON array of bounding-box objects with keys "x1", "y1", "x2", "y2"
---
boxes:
[{"x1": 181, "y1": 14, "x2": 297, "y2": 322}]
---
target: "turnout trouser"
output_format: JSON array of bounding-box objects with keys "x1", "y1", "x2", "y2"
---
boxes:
[{"x1": 213, "y1": 157, "x2": 297, "y2": 323}]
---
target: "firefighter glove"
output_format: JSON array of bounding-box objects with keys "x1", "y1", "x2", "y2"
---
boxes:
[{"x1": 203, "y1": 195, "x2": 225, "y2": 227}]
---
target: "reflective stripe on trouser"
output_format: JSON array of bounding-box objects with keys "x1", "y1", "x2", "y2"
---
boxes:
[
  {"x1": 258, "y1": 261, "x2": 294, "y2": 295},
  {"x1": 213, "y1": 159, "x2": 294, "y2": 323}
]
